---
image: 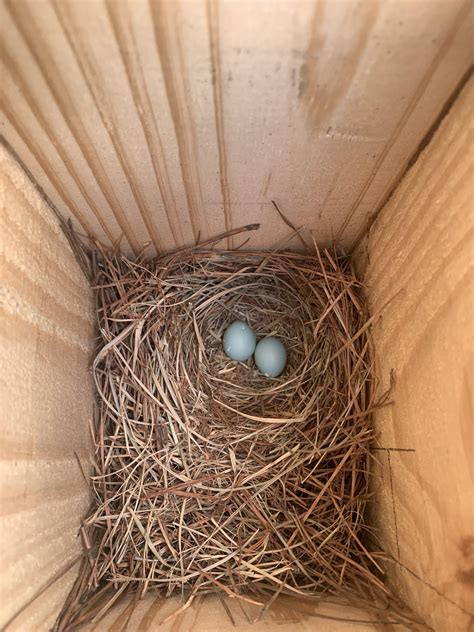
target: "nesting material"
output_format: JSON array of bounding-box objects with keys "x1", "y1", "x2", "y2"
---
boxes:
[{"x1": 56, "y1": 234, "x2": 398, "y2": 629}]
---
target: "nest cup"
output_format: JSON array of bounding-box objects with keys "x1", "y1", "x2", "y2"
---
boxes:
[{"x1": 55, "y1": 238, "x2": 415, "y2": 630}]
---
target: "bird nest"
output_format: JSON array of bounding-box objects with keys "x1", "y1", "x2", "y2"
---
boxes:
[{"x1": 55, "y1": 229, "x2": 411, "y2": 629}]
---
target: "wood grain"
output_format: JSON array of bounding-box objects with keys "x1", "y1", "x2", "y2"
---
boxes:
[
  {"x1": 0, "y1": 0, "x2": 472, "y2": 253},
  {"x1": 364, "y1": 79, "x2": 474, "y2": 631},
  {"x1": 0, "y1": 4, "x2": 473, "y2": 628},
  {"x1": 0, "y1": 145, "x2": 95, "y2": 630},
  {"x1": 80, "y1": 592, "x2": 413, "y2": 632}
]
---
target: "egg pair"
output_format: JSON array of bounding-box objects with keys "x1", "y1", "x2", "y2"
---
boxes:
[{"x1": 223, "y1": 320, "x2": 287, "y2": 377}]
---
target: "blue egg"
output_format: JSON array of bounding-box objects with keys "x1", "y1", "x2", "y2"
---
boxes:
[
  {"x1": 254, "y1": 337, "x2": 287, "y2": 377},
  {"x1": 223, "y1": 320, "x2": 257, "y2": 361}
]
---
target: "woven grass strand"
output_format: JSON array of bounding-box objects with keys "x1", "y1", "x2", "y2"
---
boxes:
[{"x1": 54, "y1": 244, "x2": 419, "y2": 630}]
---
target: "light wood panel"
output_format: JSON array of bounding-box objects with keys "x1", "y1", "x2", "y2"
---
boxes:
[
  {"x1": 81, "y1": 592, "x2": 415, "y2": 631},
  {"x1": 364, "y1": 79, "x2": 474, "y2": 631},
  {"x1": 0, "y1": 0, "x2": 472, "y2": 254},
  {"x1": 0, "y1": 145, "x2": 95, "y2": 630}
]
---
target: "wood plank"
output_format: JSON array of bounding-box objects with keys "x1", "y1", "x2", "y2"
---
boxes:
[
  {"x1": 363, "y1": 79, "x2": 474, "y2": 631},
  {"x1": 80, "y1": 592, "x2": 407, "y2": 631},
  {"x1": 0, "y1": 144, "x2": 95, "y2": 630},
  {"x1": 0, "y1": 0, "x2": 471, "y2": 253}
]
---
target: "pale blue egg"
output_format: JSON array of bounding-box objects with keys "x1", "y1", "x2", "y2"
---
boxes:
[
  {"x1": 223, "y1": 320, "x2": 257, "y2": 361},
  {"x1": 254, "y1": 337, "x2": 287, "y2": 377}
]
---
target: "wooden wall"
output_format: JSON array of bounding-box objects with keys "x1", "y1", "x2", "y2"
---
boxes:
[
  {"x1": 80, "y1": 593, "x2": 408, "y2": 632},
  {"x1": 1, "y1": 0, "x2": 472, "y2": 255},
  {"x1": 364, "y1": 78, "x2": 474, "y2": 631},
  {"x1": 1, "y1": 2, "x2": 473, "y2": 629},
  {"x1": 0, "y1": 145, "x2": 95, "y2": 630}
]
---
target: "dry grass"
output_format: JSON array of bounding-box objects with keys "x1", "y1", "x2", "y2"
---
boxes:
[{"x1": 54, "y1": 228, "x2": 417, "y2": 630}]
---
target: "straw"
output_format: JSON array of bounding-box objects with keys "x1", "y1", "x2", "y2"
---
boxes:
[{"x1": 54, "y1": 237, "x2": 414, "y2": 630}]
